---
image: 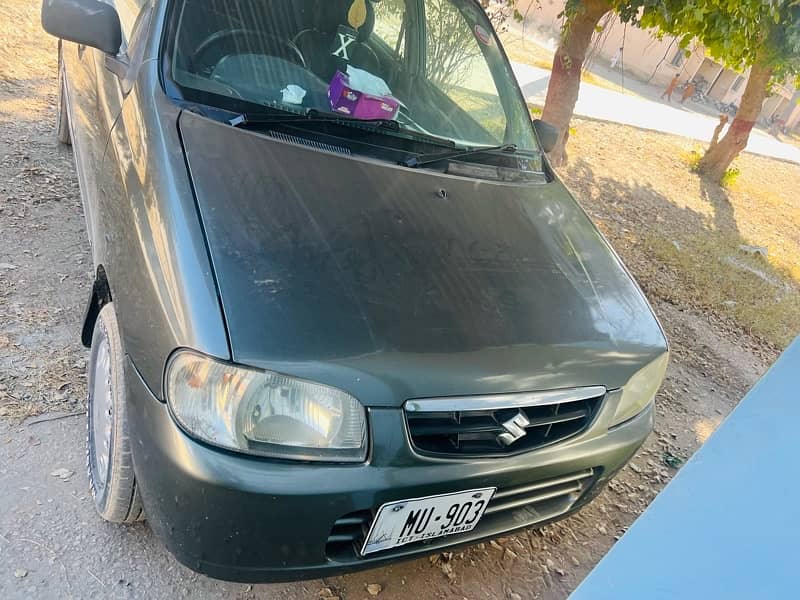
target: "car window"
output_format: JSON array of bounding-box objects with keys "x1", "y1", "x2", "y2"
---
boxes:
[
  {"x1": 372, "y1": 0, "x2": 407, "y2": 58},
  {"x1": 167, "y1": 0, "x2": 537, "y2": 153},
  {"x1": 425, "y1": 0, "x2": 507, "y2": 143}
]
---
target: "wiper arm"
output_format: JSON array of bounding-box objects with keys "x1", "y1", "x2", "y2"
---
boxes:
[
  {"x1": 228, "y1": 109, "x2": 400, "y2": 131},
  {"x1": 401, "y1": 143, "x2": 517, "y2": 168},
  {"x1": 179, "y1": 100, "x2": 458, "y2": 149},
  {"x1": 229, "y1": 109, "x2": 458, "y2": 148},
  {"x1": 177, "y1": 101, "x2": 399, "y2": 131}
]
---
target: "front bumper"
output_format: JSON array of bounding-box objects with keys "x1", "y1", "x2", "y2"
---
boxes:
[{"x1": 125, "y1": 359, "x2": 654, "y2": 582}]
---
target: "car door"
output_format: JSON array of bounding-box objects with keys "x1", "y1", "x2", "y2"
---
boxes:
[
  {"x1": 60, "y1": 0, "x2": 147, "y2": 267},
  {"x1": 95, "y1": 0, "x2": 150, "y2": 139},
  {"x1": 91, "y1": 0, "x2": 152, "y2": 265},
  {"x1": 60, "y1": 37, "x2": 110, "y2": 264}
]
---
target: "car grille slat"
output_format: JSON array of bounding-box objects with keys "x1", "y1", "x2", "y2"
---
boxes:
[
  {"x1": 326, "y1": 533, "x2": 358, "y2": 543},
  {"x1": 409, "y1": 421, "x2": 502, "y2": 437},
  {"x1": 326, "y1": 510, "x2": 373, "y2": 548},
  {"x1": 484, "y1": 482, "x2": 584, "y2": 514},
  {"x1": 405, "y1": 390, "x2": 605, "y2": 458},
  {"x1": 491, "y1": 468, "x2": 595, "y2": 500},
  {"x1": 333, "y1": 516, "x2": 369, "y2": 527},
  {"x1": 325, "y1": 468, "x2": 599, "y2": 562}
]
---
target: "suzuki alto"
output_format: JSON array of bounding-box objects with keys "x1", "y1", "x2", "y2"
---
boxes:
[{"x1": 42, "y1": 0, "x2": 668, "y2": 582}]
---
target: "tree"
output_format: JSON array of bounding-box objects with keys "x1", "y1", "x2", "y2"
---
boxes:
[
  {"x1": 639, "y1": 0, "x2": 800, "y2": 182},
  {"x1": 382, "y1": 0, "x2": 520, "y2": 91},
  {"x1": 426, "y1": 0, "x2": 484, "y2": 89},
  {"x1": 540, "y1": 0, "x2": 612, "y2": 165},
  {"x1": 480, "y1": 0, "x2": 524, "y2": 34}
]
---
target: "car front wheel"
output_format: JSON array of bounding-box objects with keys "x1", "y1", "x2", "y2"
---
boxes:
[{"x1": 87, "y1": 303, "x2": 144, "y2": 523}]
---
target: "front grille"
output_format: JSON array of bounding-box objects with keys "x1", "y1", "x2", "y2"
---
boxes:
[
  {"x1": 325, "y1": 468, "x2": 597, "y2": 562},
  {"x1": 326, "y1": 509, "x2": 374, "y2": 560},
  {"x1": 405, "y1": 389, "x2": 605, "y2": 457}
]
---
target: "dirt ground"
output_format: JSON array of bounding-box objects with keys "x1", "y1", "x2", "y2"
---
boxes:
[{"x1": 0, "y1": 1, "x2": 791, "y2": 599}]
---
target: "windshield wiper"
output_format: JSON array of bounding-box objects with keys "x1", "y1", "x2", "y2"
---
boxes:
[
  {"x1": 177, "y1": 101, "x2": 397, "y2": 131},
  {"x1": 228, "y1": 109, "x2": 458, "y2": 148},
  {"x1": 179, "y1": 100, "x2": 458, "y2": 150},
  {"x1": 401, "y1": 143, "x2": 517, "y2": 168},
  {"x1": 228, "y1": 109, "x2": 400, "y2": 131}
]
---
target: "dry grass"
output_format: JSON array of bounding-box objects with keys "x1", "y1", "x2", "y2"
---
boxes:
[
  {"x1": 580, "y1": 70, "x2": 616, "y2": 90},
  {"x1": 680, "y1": 147, "x2": 741, "y2": 189},
  {"x1": 0, "y1": 1, "x2": 56, "y2": 82},
  {"x1": 563, "y1": 119, "x2": 800, "y2": 349},
  {"x1": 646, "y1": 235, "x2": 800, "y2": 348},
  {"x1": 499, "y1": 31, "x2": 556, "y2": 70}
]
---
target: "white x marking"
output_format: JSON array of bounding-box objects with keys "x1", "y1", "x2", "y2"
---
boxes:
[{"x1": 332, "y1": 32, "x2": 357, "y2": 60}]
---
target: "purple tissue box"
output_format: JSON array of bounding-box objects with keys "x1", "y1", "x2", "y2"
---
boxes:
[{"x1": 328, "y1": 70, "x2": 399, "y2": 120}]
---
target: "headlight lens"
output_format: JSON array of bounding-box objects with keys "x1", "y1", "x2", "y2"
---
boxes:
[
  {"x1": 611, "y1": 352, "x2": 669, "y2": 427},
  {"x1": 166, "y1": 351, "x2": 368, "y2": 462}
]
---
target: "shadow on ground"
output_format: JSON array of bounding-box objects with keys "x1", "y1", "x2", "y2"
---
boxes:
[{"x1": 565, "y1": 155, "x2": 798, "y2": 349}]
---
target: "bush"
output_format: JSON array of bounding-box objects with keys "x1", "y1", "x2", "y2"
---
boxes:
[{"x1": 720, "y1": 166, "x2": 741, "y2": 188}]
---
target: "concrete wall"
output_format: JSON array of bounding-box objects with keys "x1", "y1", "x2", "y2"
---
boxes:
[
  {"x1": 762, "y1": 95, "x2": 787, "y2": 121},
  {"x1": 517, "y1": 0, "x2": 565, "y2": 33},
  {"x1": 783, "y1": 91, "x2": 800, "y2": 130},
  {"x1": 709, "y1": 69, "x2": 738, "y2": 102},
  {"x1": 586, "y1": 20, "x2": 703, "y2": 88},
  {"x1": 720, "y1": 74, "x2": 747, "y2": 105}
]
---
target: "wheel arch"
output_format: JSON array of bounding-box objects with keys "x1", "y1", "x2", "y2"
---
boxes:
[{"x1": 81, "y1": 265, "x2": 113, "y2": 347}]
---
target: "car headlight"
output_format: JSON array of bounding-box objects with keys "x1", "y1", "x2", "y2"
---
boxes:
[
  {"x1": 165, "y1": 351, "x2": 368, "y2": 462},
  {"x1": 611, "y1": 352, "x2": 669, "y2": 427}
]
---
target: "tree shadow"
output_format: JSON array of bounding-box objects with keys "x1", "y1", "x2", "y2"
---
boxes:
[
  {"x1": 697, "y1": 175, "x2": 737, "y2": 236},
  {"x1": 564, "y1": 156, "x2": 798, "y2": 348},
  {"x1": 567, "y1": 155, "x2": 737, "y2": 240}
]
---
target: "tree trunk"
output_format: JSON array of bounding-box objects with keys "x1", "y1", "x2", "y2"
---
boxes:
[
  {"x1": 708, "y1": 115, "x2": 729, "y2": 151},
  {"x1": 697, "y1": 61, "x2": 773, "y2": 182},
  {"x1": 540, "y1": 0, "x2": 611, "y2": 165}
]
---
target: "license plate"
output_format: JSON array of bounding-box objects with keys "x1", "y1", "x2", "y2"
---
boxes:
[{"x1": 360, "y1": 487, "x2": 496, "y2": 555}]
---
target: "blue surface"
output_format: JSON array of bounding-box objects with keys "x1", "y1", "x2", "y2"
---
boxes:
[{"x1": 570, "y1": 336, "x2": 800, "y2": 600}]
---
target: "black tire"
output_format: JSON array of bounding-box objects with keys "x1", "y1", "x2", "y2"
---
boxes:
[
  {"x1": 87, "y1": 303, "x2": 144, "y2": 523},
  {"x1": 56, "y1": 41, "x2": 71, "y2": 145}
]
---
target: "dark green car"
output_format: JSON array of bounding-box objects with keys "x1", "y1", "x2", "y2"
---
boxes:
[{"x1": 42, "y1": 0, "x2": 668, "y2": 582}]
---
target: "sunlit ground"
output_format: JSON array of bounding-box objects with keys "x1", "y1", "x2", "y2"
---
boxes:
[
  {"x1": 0, "y1": 86, "x2": 55, "y2": 124},
  {"x1": 693, "y1": 417, "x2": 722, "y2": 444}
]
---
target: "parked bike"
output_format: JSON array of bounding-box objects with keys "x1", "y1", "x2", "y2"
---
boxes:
[{"x1": 676, "y1": 76, "x2": 708, "y2": 103}]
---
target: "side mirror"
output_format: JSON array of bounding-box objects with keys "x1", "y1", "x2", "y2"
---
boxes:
[
  {"x1": 41, "y1": 0, "x2": 122, "y2": 55},
  {"x1": 533, "y1": 119, "x2": 559, "y2": 154}
]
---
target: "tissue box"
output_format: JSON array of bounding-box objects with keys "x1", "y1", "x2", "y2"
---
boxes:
[{"x1": 328, "y1": 70, "x2": 399, "y2": 120}]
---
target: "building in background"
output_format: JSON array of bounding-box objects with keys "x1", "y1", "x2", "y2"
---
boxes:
[{"x1": 515, "y1": 0, "x2": 800, "y2": 131}]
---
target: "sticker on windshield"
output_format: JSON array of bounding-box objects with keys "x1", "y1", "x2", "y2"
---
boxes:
[{"x1": 474, "y1": 24, "x2": 492, "y2": 46}]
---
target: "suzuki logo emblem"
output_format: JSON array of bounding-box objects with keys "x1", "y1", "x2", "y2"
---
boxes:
[{"x1": 497, "y1": 410, "x2": 530, "y2": 446}]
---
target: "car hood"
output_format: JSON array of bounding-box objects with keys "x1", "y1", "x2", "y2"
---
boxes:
[{"x1": 179, "y1": 112, "x2": 667, "y2": 407}]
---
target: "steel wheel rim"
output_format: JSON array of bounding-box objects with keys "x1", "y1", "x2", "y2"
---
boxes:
[{"x1": 90, "y1": 336, "x2": 113, "y2": 491}]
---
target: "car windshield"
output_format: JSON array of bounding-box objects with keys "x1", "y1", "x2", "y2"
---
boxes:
[{"x1": 168, "y1": 0, "x2": 538, "y2": 152}]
